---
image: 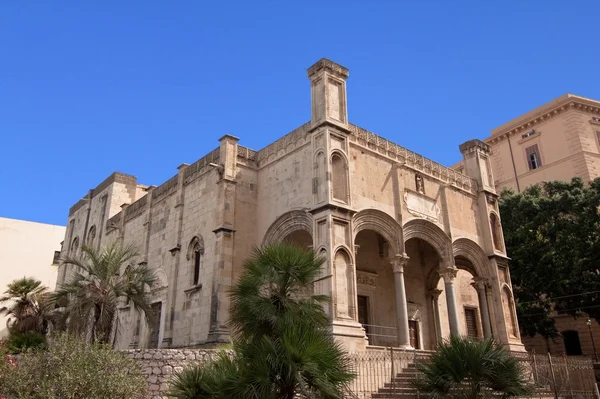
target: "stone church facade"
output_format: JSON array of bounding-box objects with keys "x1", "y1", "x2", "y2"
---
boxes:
[{"x1": 57, "y1": 58, "x2": 524, "y2": 352}]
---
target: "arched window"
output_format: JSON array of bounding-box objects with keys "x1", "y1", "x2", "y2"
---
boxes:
[
  {"x1": 87, "y1": 225, "x2": 96, "y2": 247},
  {"x1": 490, "y1": 213, "x2": 503, "y2": 251},
  {"x1": 71, "y1": 237, "x2": 79, "y2": 254},
  {"x1": 331, "y1": 153, "x2": 348, "y2": 202},
  {"x1": 187, "y1": 236, "x2": 204, "y2": 286}
]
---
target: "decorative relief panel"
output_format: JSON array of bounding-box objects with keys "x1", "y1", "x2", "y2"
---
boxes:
[
  {"x1": 356, "y1": 270, "x2": 378, "y2": 287},
  {"x1": 403, "y1": 190, "x2": 440, "y2": 222},
  {"x1": 327, "y1": 79, "x2": 343, "y2": 122},
  {"x1": 330, "y1": 134, "x2": 345, "y2": 152},
  {"x1": 316, "y1": 219, "x2": 327, "y2": 245}
]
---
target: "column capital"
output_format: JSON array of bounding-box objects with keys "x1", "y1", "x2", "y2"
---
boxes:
[
  {"x1": 439, "y1": 267, "x2": 458, "y2": 283},
  {"x1": 429, "y1": 289, "x2": 443, "y2": 300},
  {"x1": 391, "y1": 254, "x2": 410, "y2": 274},
  {"x1": 471, "y1": 277, "x2": 488, "y2": 291}
]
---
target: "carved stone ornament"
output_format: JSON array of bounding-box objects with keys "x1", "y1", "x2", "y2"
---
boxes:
[
  {"x1": 357, "y1": 270, "x2": 378, "y2": 286},
  {"x1": 486, "y1": 193, "x2": 498, "y2": 206},
  {"x1": 471, "y1": 277, "x2": 488, "y2": 291},
  {"x1": 391, "y1": 254, "x2": 410, "y2": 274},
  {"x1": 439, "y1": 267, "x2": 458, "y2": 283},
  {"x1": 407, "y1": 302, "x2": 423, "y2": 321},
  {"x1": 429, "y1": 289, "x2": 443, "y2": 300}
]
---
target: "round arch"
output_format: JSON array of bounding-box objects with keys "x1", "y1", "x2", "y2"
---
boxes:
[
  {"x1": 403, "y1": 218, "x2": 450, "y2": 259},
  {"x1": 452, "y1": 238, "x2": 489, "y2": 278},
  {"x1": 263, "y1": 210, "x2": 313, "y2": 246},
  {"x1": 152, "y1": 268, "x2": 169, "y2": 290},
  {"x1": 353, "y1": 209, "x2": 402, "y2": 254}
]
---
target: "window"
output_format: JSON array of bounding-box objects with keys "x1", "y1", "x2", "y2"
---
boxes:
[
  {"x1": 562, "y1": 330, "x2": 583, "y2": 356},
  {"x1": 187, "y1": 236, "x2": 204, "y2": 287},
  {"x1": 331, "y1": 153, "x2": 348, "y2": 202},
  {"x1": 52, "y1": 251, "x2": 61, "y2": 265},
  {"x1": 465, "y1": 307, "x2": 479, "y2": 338},
  {"x1": 193, "y1": 247, "x2": 202, "y2": 286},
  {"x1": 87, "y1": 225, "x2": 96, "y2": 246},
  {"x1": 71, "y1": 237, "x2": 79, "y2": 254},
  {"x1": 525, "y1": 144, "x2": 542, "y2": 170},
  {"x1": 521, "y1": 129, "x2": 536, "y2": 139}
]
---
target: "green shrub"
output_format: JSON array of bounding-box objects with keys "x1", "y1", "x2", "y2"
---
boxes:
[
  {"x1": 5, "y1": 331, "x2": 47, "y2": 354},
  {"x1": 1, "y1": 333, "x2": 147, "y2": 399}
]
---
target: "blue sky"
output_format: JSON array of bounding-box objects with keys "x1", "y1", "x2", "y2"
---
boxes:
[{"x1": 1, "y1": 1, "x2": 599, "y2": 226}]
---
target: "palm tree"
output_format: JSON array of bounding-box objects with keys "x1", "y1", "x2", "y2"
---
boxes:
[
  {"x1": 0, "y1": 277, "x2": 54, "y2": 334},
  {"x1": 52, "y1": 243, "x2": 156, "y2": 346},
  {"x1": 169, "y1": 243, "x2": 355, "y2": 399},
  {"x1": 414, "y1": 335, "x2": 532, "y2": 398}
]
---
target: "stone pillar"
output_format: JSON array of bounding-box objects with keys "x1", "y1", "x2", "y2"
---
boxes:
[
  {"x1": 440, "y1": 266, "x2": 460, "y2": 336},
  {"x1": 207, "y1": 134, "x2": 239, "y2": 343},
  {"x1": 472, "y1": 277, "x2": 492, "y2": 338},
  {"x1": 391, "y1": 254, "x2": 412, "y2": 349},
  {"x1": 429, "y1": 289, "x2": 443, "y2": 345}
]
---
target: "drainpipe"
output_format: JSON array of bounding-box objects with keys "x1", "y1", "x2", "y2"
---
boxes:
[{"x1": 507, "y1": 135, "x2": 521, "y2": 193}]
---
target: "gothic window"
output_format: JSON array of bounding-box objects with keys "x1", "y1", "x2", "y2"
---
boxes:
[
  {"x1": 187, "y1": 236, "x2": 204, "y2": 286},
  {"x1": 87, "y1": 225, "x2": 96, "y2": 247},
  {"x1": 331, "y1": 153, "x2": 348, "y2": 202},
  {"x1": 415, "y1": 173, "x2": 425, "y2": 194},
  {"x1": 71, "y1": 237, "x2": 79, "y2": 254},
  {"x1": 525, "y1": 144, "x2": 542, "y2": 170},
  {"x1": 490, "y1": 213, "x2": 503, "y2": 251}
]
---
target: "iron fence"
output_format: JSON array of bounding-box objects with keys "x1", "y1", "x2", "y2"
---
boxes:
[{"x1": 343, "y1": 348, "x2": 599, "y2": 399}]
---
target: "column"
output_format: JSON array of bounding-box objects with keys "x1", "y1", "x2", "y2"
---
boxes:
[
  {"x1": 440, "y1": 266, "x2": 460, "y2": 336},
  {"x1": 429, "y1": 289, "x2": 443, "y2": 345},
  {"x1": 391, "y1": 254, "x2": 412, "y2": 349},
  {"x1": 472, "y1": 277, "x2": 492, "y2": 338}
]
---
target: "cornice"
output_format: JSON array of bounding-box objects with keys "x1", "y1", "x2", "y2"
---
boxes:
[{"x1": 488, "y1": 97, "x2": 600, "y2": 145}]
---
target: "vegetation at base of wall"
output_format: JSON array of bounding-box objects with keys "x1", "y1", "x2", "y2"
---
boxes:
[
  {"x1": 169, "y1": 243, "x2": 355, "y2": 399},
  {"x1": 4, "y1": 331, "x2": 47, "y2": 354},
  {"x1": 499, "y1": 177, "x2": 600, "y2": 338},
  {"x1": 52, "y1": 243, "x2": 157, "y2": 347},
  {"x1": 413, "y1": 335, "x2": 533, "y2": 398},
  {"x1": 0, "y1": 333, "x2": 147, "y2": 399}
]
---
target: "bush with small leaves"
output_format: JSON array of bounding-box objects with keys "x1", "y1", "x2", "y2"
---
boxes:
[{"x1": 0, "y1": 333, "x2": 147, "y2": 399}]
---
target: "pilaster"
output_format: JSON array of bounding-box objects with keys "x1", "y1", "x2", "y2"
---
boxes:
[{"x1": 208, "y1": 134, "x2": 239, "y2": 343}]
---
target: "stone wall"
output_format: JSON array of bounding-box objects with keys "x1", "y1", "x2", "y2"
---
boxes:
[{"x1": 123, "y1": 348, "x2": 226, "y2": 399}]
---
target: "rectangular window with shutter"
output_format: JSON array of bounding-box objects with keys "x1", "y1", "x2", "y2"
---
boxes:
[
  {"x1": 525, "y1": 144, "x2": 542, "y2": 170},
  {"x1": 464, "y1": 307, "x2": 479, "y2": 338}
]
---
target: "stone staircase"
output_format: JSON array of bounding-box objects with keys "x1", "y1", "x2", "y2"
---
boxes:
[
  {"x1": 371, "y1": 362, "x2": 421, "y2": 399},
  {"x1": 369, "y1": 362, "x2": 557, "y2": 399}
]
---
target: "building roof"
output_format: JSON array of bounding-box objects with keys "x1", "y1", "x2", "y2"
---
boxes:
[{"x1": 490, "y1": 93, "x2": 600, "y2": 140}]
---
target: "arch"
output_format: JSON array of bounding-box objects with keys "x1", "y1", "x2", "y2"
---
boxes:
[
  {"x1": 186, "y1": 235, "x2": 205, "y2": 260},
  {"x1": 331, "y1": 151, "x2": 349, "y2": 203},
  {"x1": 403, "y1": 218, "x2": 450, "y2": 259},
  {"x1": 489, "y1": 212, "x2": 504, "y2": 251},
  {"x1": 353, "y1": 209, "x2": 402, "y2": 254},
  {"x1": 152, "y1": 268, "x2": 168, "y2": 290},
  {"x1": 263, "y1": 210, "x2": 313, "y2": 246},
  {"x1": 452, "y1": 238, "x2": 489, "y2": 278}
]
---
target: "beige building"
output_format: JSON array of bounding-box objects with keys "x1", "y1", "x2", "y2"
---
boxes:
[
  {"x1": 455, "y1": 94, "x2": 600, "y2": 192},
  {"x1": 0, "y1": 217, "x2": 65, "y2": 337},
  {"x1": 454, "y1": 94, "x2": 600, "y2": 357},
  {"x1": 57, "y1": 58, "x2": 524, "y2": 353}
]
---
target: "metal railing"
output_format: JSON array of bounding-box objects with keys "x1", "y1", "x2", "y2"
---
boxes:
[{"x1": 343, "y1": 348, "x2": 599, "y2": 399}]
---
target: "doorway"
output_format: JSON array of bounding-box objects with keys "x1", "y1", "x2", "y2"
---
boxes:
[
  {"x1": 563, "y1": 330, "x2": 583, "y2": 356},
  {"x1": 357, "y1": 295, "x2": 371, "y2": 341},
  {"x1": 409, "y1": 320, "x2": 420, "y2": 349},
  {"x1": 148, "y1": 302, "x2": 162, "y2": 349}
]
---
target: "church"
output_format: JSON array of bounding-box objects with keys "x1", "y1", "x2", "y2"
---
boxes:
[{"x1": 57, "y1": 58, "x2": 525, "y2": 352}]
